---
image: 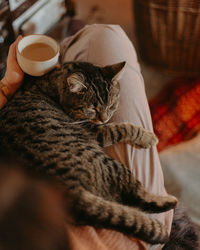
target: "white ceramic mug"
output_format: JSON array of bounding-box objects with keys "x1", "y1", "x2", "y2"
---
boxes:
[{"x1": 17, "y1": 34, "x2": 60, "y2": 76}]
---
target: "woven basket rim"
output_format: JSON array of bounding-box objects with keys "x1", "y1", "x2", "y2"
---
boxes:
[
  {"x1": 141, "y1": 62, "x2": 200, "y2": 77},
  {"x1": 137, "y1": 1, "x2": 200, "y2": 14}
]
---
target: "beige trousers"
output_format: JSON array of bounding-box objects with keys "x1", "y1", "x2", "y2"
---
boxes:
[{"x1": 60, "y1": 24, "x2": 173, "y2": 250}]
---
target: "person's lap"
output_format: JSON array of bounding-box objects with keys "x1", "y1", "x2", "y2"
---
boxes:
[{"x1": 60, "y1": 24, "x2": 173, "y2": 250}]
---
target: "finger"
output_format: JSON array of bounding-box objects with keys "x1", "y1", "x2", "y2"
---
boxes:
[
  {"x1": 55, "y1": 63, "x2": 61, "y2": 69},
  {"x1": 7, "y1": 36, "x2": 23, "y2": 63},
  {"x1": 7, "y1": 36, "x2": 23, "y2": 72}
]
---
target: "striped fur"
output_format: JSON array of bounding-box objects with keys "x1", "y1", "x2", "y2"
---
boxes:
[{"x1": 0, "y1": 61, "x2": 177, "y2": 244}]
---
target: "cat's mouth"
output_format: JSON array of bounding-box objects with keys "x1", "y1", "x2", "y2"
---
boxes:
[
  {"x1": 90, "y1": 118, "x2": 110, "y2": 125},
  {"x1": 92, "y1": 121, "x2": 104, "y2": 125}
]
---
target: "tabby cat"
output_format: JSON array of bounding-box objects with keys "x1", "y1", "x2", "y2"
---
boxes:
[{"x1": 0, "y1": 61, "x2": 177, "y2": 244}]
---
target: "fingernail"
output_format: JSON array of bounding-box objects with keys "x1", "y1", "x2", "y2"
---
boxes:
[{"x1": 55, "y1": 64, "x2": 61, "y2": 69}]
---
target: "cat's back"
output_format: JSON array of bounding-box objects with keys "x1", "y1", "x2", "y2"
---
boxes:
[
  {"x1": 0, "y1": 81, "x2": 59, "y2": 129},
  {"x1": 0, "y1": 80, "x2": 94, "y2": 155}
]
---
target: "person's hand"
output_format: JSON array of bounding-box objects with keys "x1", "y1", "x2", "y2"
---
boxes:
[{"x1": 1, "y1": 36, "x2": 24, "y2": 97}]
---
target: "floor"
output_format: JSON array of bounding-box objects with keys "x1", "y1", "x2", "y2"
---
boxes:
[{"x1": 73, "y1": 0, "x2": 173, "y2": 100}]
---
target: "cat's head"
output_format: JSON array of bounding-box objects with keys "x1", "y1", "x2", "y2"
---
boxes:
[{"x1": 55, "y1": 61, "x2": 126, "y2": 124}]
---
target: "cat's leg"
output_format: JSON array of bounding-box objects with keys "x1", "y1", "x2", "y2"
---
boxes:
[
  {"x1": 120, "y1": 174, "x2": 178, "y2": 213},
  {"x1": 94, "y1": 123, "x2": 158, "y2": 148},
  {"x1": 60, "y1": 23, "x2": 174, "y2": 248},
  {"x1": 69, "y1": 186, "x2": 169, "y2": 244},
  {"x1": 103, "y1": 157, "x2": 177, "y2": 213}
]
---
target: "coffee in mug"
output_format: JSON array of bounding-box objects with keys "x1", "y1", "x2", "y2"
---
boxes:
[
  {"x1": 21, "y1": 43, "x2": 56, "y2": 61},
  {"x1": 17, "y1": 35, "x2": 60, "y2": 76}
]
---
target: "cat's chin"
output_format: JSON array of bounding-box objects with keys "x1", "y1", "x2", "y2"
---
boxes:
[
  {"x1": 90, "y1": 120, "x2": 103, "y2": 125},
  {"x1": 90, "y1": 120, "x2": 109, "y2": 125}
]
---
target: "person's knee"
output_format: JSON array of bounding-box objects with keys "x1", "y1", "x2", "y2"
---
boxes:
[
  {"x1": 84, "y1": 24, "x2": 138, "y2": 65},
  {"x1": 86, "y1": 24, "x2": 126, "y2": 43},
  {"x1": 90, "y1": 24, "x2": 124, "y2": 34}
]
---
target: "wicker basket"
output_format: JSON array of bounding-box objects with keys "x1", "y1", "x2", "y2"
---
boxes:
[{"x1": 134, "y1": 0, "x2": 200, "y2": 76}]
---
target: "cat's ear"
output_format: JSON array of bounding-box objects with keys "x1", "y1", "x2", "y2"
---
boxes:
[
  {"x1": 102, "y1": 61, "x2": 126, "y2": 81},
  {"x1": 67, "y1": 73, "x2": 87, "y2": 93}
]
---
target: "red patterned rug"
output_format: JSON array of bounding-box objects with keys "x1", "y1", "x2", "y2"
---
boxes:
[{"x1": 149, "y1": 78, "x2": 200, "y2": 152}]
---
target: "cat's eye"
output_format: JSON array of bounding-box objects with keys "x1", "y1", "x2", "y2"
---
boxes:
[
  {"x1": 73, "y1": 107, "x2": 82, "y2": 111},
  {"x1": 87, "y1": 108, "x2": 96, "y2": 118},
  {"x1": 109, "y1": 102, "x2": 117, "y2": 111},
  {"x1": 93, "y1": 102, "x2": 98, "y2": 107}
]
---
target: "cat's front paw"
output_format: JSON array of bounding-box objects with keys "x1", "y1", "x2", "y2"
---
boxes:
[{"x1": 135, "y1": 130, "x2": 158, "y2": 148}]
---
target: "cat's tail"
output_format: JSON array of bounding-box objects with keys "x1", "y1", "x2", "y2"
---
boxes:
[
  {"x1": 69, "y1": 187, "x2": 169, "y2": 244},
  {"x1": 163, "y1": 205, "x2": 199, "y2": 250}
]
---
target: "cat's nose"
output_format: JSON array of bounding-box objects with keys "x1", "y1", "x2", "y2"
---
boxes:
[{"x1": 99, "y1": 112, "x2": 108, "y2": 123}]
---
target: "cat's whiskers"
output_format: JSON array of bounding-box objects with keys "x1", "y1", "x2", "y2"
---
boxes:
[{"x1": 66, "y1": 119, "x2": 89, "y2": 125}]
